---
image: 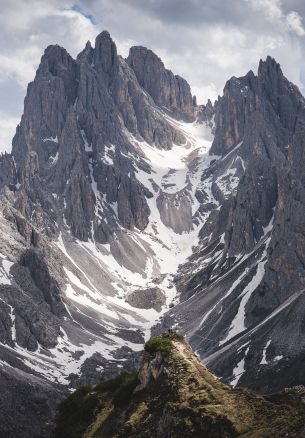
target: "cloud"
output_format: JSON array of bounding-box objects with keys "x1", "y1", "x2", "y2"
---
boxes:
[
  {"x1": 244, "y1": 0, "x2": 305, "y2": 36},
  {"x1": 1, "y1": 0, "x2": 305, "y2": 152},
  {"x1": 0, "y1": 1, "x2": 97, "y2": 89},
  {"x1": 286, "y1": 11, "x2": 305, "y2": 36},
  {"x1": 245, "y1": 0, "x2": 283, "y2": 21},
  {"x1": 0, "y1": 46, "x2": 41, "y2": 88}
]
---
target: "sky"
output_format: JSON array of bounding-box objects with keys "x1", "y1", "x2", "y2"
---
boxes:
[{"x1": 1, "y1": 0, "x2": 305, "y2": 152}]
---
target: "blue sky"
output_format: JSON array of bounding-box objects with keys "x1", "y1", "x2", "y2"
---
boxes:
[
  {"x1": 1, "y1": 0, "x2": 305, "y2": 152},
  {"x1": 71, "y1": 4, "x2": 96, "y2": 24}
]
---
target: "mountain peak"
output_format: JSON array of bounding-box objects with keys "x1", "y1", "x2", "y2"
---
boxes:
[
  {"x1": 258, "y1": 55, "x2": 283, "y2": 80},
  {"x1": 127, "y1": 45, "x2": 194, "y2": 120},
  {"x1": 128, "y1": 45, "x2": 165, "y2": 68},
  {"x1": 93, "y1": 29, "x2": 118, "y2": 73},
  {"x1": 95, "y1": 29, "x2": 112, "y2": 40},
  {"x1": 84, "y1": 40, "x2": 92, "y2": 50},
  {"x1": 42, "y1": 44, "x2": 73, "y2": 66},
  {"x1": 77, "y1": 40, "x2": 93, "y2": 63},
  {"x1": 5, "y1": 28, "x2": 305, "y2": 438}
]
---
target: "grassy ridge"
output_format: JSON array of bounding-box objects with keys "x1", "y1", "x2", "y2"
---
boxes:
[{"x1": 54, "y1": 334, "x2": 305, "y2": 438}]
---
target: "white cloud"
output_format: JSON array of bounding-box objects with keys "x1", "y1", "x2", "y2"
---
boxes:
[
  {"x1": 0, "y1": 1, "x2": 97, "y2": 89},
  {"x1": 244, "y1": 0, "x2": 305, "y2": 36},
  {"x1": 286, "y1": 11, "x2": 305, "y2": 36},
  {"x1": 247, "y1": 0, "x2": 283, "y2": 21},
  {"x1": 0, "y1": 46, "x2": 40, "y2": 88}
]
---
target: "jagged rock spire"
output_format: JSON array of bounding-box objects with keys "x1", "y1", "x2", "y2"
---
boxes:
[{"x1": 93, "y1": 30, "x2": 118, "y2": 74}]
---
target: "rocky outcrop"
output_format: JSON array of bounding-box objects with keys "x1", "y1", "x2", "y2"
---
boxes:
[
  {"x1": 127, "y1": 46, "x2": 195, "y2": 121},
  {"x1": 137, "y1": 350, "x2": 166, "y2": 390},
  {"x1": 197, "y1": 98, "x2": 215, "y2": 126},
  {"x1": 0, "y1": 153, "x2": 17, "y2": 190},
  {"x1": 126, "y1": 287, "x2": 166, "y2": 311},
  {"x1": 19, "y1": 248, "x2": 66, "y2": 317},
  {"x1": 157, "y1": 189, "x2": 193, "y2": 233}
]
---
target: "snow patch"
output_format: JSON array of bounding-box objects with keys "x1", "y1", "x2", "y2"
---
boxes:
[
  {"x1": 260, "y1": 339, "x2": 272, "y2": 365},
  {"x1": 42, "y1": 136, "x2": 58, "y2": 143},
  {"x1": 81, "y1": 130, "x2": 92, "y2": 152},
  {"x1": 0, "y1": 255, "x2": 13, "y2": 285},
  {"x1": 220, "y1": 246, "x2": 268, "y2": 345},
  {"x1": 49, "y1": 152, "x2": 59, "y2": 165},
  {"x1": 230, "y1": 346, "x2": 249, "y2": 387}
]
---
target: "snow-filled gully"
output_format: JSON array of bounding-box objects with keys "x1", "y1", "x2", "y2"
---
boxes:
[{"x1": 36, "y1": 118, "x2": 218, "y2": 384}]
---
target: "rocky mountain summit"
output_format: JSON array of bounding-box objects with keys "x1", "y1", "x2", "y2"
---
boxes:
[
  {"x1": 127, "y1": 46, "x2": 195, "y2": 121},
  {"x1": 0, "y1": 29, "x2": 305, "y2": 436},
  {"x1": 54, "y1": 333, "x2": 305, "y2": 438}
]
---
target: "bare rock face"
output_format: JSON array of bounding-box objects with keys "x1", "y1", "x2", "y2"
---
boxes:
[
  {"x1": 137, "y1": 350, "x2": 167, "y2": 391},
  {"x1": 0, "y1": 153, "x2": 17, "y2": 190},
  {"x1": 94, "y1": 30, "x2": 118, "y2": 79},
  {"x1": 19, "y1": 248, "x2": 66, "y2": 317},
  {"x1": 127, "y1": 46, "x2": 195, "y2": 121},
  {"x1": 157, "y1": 189, "x2": 193, "y2": 233},
  {"x1": 210, "y1": 56, "x2": 301, "y2": 157},
  {"x1": 197, "y1": 98, "x2": 215, "y2": 125},
  {"x1": 126, "y1": 287, "x2": 166, "y2": 311},
  {"x1": 210, "y1": 71, "x2": 255, "y2": 155},
  {"x1": 0, "y1": 366, "x2": 64, "y2": 438}
]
